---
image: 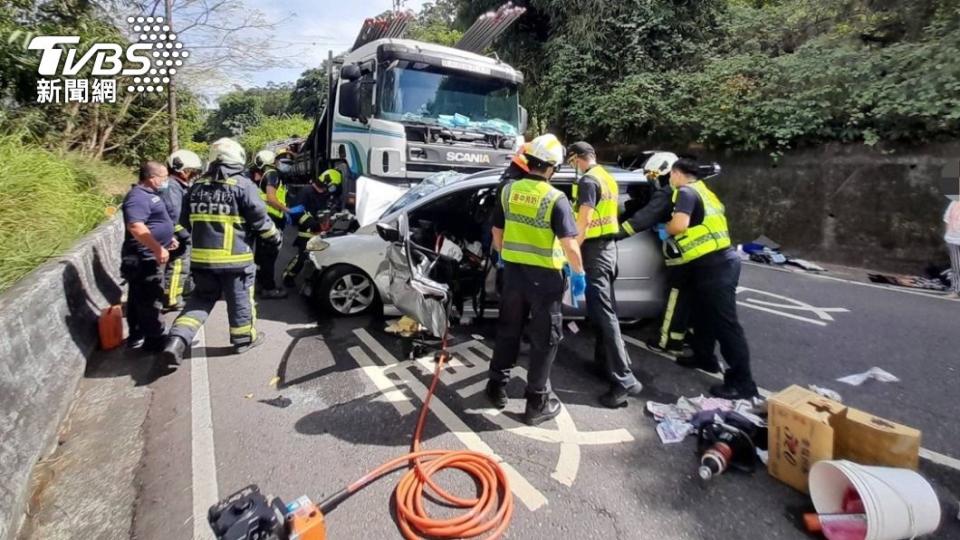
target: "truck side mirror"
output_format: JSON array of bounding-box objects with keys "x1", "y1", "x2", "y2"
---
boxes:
[
  {"x1": 519, "y1": 106, "x2": 528, "y2": 135},
  {"x1": 339, "y1": 81, "x2": 362, "y2": 120},
  {"x1": 340, "y1": 64, "x2": 361, "y2": 82}
]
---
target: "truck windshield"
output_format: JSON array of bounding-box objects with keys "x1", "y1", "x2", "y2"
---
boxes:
[{"x1": 379, "y1": 62, "x2": 519, "y2": 135}]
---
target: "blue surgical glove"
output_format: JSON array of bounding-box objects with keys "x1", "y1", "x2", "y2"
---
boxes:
[
  {"x1": 656, "y1": 223, "x2": 669, "y2": 241},
  {"x1": 570, "y1": 271, "x2": 587, "y2": 308},
  {"x1": 284, "y1": 213, "x2": 294, "y2": 227},
  {"x1": 288, "y1": 205, "x2": 306, "y2": 216},
  {"x1": 563, "y1": 262, "x2": 572, "y2": 277}
]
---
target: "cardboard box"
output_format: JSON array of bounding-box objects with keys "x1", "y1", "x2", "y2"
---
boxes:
[{"x1": 766, "y1": 385, "x2": 921, "y2": 493}]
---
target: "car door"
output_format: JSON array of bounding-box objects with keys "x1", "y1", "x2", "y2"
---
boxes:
[{"x1": 614, "y1": 175, "x2": 668, "y2": 320}]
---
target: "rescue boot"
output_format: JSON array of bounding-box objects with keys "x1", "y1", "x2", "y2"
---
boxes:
[
  {"x1": 599, "y1": 382, "x2": 644, "y2": 409},
  {"x1": 234, "y1": 331, "x2": 265, "y2": 354},
  {"x1": 523, "y1": 393, "x2": 561, "y2": 426},
  {"x1": 709, "y1": 383, "x2": 759, "y2": 401},
  {"x1": 484, "y1": 380, "x2": 508, "y2": 409},
  {"x1": 676, "y1": 355, "x2": 721, "y2": 374},
  {"x1": 161, "y1": 336, "x2": 187, "y2": 365}
]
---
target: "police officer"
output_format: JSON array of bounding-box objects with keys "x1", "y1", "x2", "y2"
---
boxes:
[
  {"x1": 121, "y1": 161, "x2": 177, "y2": 351},
  {"x1": 568, "y1": 142, "x2": 643, "y2": 408},
  {"x1": 662, "y1": 157, "x2": 758, "y2": 399},
  {"x1": 485, "y1": 134, "x2": 587, "y2": 426},
  {"x1": 161, "y1": 139, "x2": 282, "y2": 364},
  {"x1": 250, "y1": 150, "x2": 290, "y2": 299},
  {"x1": 161, "y1": 149, "x2": 203, "y2": 311}
]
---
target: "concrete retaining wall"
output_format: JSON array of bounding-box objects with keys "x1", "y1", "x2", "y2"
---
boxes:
[
  {"x1": 603, "y1": 142, "x2": 960, "y2": 272},
  {"x1": 0, "y1": 217, "x2": 124, "y2": 540}
]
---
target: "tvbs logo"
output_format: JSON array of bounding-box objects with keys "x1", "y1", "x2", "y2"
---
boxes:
[{"x1": 28, "y1": 15, "x2": 187, "y2": 103}]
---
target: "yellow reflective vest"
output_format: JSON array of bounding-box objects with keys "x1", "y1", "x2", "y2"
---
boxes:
[
  {"x1": 574, "y1": 165, "x2": 620, "y2": 240},
  {"x1": 500, "y1": 178, "x2": 566, "y2": 270},
  {"x1": 664, "y1": 180, "x2": 731, "y2": 266},
  {"x1": 257, "y1": 168, "x2": 287, "y2": 219}
]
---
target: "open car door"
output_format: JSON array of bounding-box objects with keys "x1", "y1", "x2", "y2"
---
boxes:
[{"x1": 373, "y1": 214, "x2": 450, "y2": 338}]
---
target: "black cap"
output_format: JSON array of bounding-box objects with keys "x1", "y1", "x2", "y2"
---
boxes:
[{"x1": 568, "y1": 141, "x2": 595, "y2": 158}]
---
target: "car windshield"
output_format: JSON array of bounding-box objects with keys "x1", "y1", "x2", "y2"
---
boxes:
[
  {"x1": 379, "y1": 61, "x2": 519, "y2": 136},
  {"x1": 382, "y1": 171, "x2": 468, "y2": 217}
]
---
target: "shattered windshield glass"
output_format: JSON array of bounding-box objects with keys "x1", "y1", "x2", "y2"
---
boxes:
[
  {"x1": 379, "y1": 62, "x2": 519, "y2": 136},
  {"x1": 381, "y1": 170, "x2": 467, "y2": 217}
]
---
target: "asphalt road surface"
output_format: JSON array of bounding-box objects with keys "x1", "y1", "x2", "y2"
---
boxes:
[{"x1": 131, "y1": 241, "x2": 960, "y2": 540}]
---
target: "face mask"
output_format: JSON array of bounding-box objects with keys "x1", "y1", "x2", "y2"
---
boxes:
[{"x1": 159, "y1": 179, "x2": 170, "y2": 191}]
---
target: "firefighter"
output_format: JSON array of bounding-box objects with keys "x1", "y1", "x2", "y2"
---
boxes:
[
  {"x1": 662, "y1": 157, "x2": 758, "y2": 399},
  {"x1": 161, "y1": 149, "x2": 203, "y2": 311},
  {"x1": 619, "y1": 152, "x2": 696, "y2": 358},
  {"x1": 121, "y1": 161, "x2": 177, "y2": 351},
  {"x1": 161, "y1": 138, "x2": 282, "y2": 364},
  {"x1": 282, "y1": 172, "x2": 337, "y2": 286},
  {"x1": 567, "y1": 141, "x2": 642, "y2": 408},
  {"x1": 250, "y1": 150, "x2": 290, "y2": 299},
  {"x1": 485, "y1": 134, "x2": 586, "y2": 426}
]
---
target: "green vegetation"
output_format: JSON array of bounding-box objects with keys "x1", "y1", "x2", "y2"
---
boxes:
[
  {"x1": 455, "y1": 0, "x2": 960, "y2": 153},
  {"x1": 238, "y1": 115, "x2": 314, "y2": 157},
  {"x1": 0, "y1": 135, "x2": 132, "y2": 292}
]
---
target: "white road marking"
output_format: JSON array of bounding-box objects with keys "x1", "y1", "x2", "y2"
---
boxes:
[
  {"x1": 191, "y1": 327, "x2": 218, "y2": 540},
  {"x1": 349, "y1": 346, "x2": 416, "y2": 415},
  {"x1": 736, "y1": 286, "x2": 849, "y2": 326},
  {"x1": 622, "y1": 335, "x2": 959, "y2": 471},
  {"x1": 352, "y1": 329, "x2": 548, "y2": 511}
]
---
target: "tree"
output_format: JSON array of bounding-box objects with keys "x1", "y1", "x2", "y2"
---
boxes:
[
  {"x1": 408, "y1": 0, "x2": 463, "y2": 46},
  {"x1": 287, "y1": 67, "x2": 329, "y2": 119}
]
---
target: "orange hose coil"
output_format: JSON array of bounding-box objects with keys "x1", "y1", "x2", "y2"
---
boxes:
[{"x1": 344, "y1": 350, "x2": 514, "y2": 539}]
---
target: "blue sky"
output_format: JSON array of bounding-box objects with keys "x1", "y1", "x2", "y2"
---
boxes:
[{"x1": 242, "y1": 0, "x2": 426, "y2": 89}]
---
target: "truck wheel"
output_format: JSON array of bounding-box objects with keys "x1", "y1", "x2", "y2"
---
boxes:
[{"x1": 317, "y1": 265, "x2": 381, "y2": 316}]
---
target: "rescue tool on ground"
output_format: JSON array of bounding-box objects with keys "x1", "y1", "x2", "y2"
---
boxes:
[{"x1": 208, "y1": 216, "x2": 513, "y2": 540}]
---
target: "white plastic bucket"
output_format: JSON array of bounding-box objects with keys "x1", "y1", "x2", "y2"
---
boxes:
[{"x1": 809, "y1": 460, "x2": 941, "y2": 540}]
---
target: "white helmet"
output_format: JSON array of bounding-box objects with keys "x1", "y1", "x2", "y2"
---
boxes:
[
  {"x1": 167, "y1": 149, "x2": 202, "y2": 172},
  {"x1": 253, "y1": 150, "x2": 276, "y2": 169},
  {"x1": 524, "y1": 134, "x2": 565, "y2": 167},
  {"x1": 642, "y1": 151, "x2": 678, "y2": 178},
  {"x1": 208, "y1": 138, "x2": 246, "y2": 167}
]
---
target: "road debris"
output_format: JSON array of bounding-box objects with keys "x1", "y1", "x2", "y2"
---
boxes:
[
  {"x1": 269, "y1": 376, "x2": 280, "y2": 388},
  {"x1": 646, "y1": 396, "x2": 763, "y2": 445},
  {"x1": 656, "y1": 419, "x2": 693, "y2": 444},
  {"x1": 244, "y1": 393, "x2": 253, "y2": 399},
  {"x1": 836, "y1": 366, "x2": 900, "y2": 386},
  {"x1": 808, "y1": 384, "x2": 843, "y2": 402},
  {"x1": 385, "y1": 316, "x2": 424, "y2": 337},
  {"x1": 258, "y1": 396, "x2": 292, "y2": 409}
]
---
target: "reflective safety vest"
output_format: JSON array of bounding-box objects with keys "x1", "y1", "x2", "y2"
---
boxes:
[
  {"x1": 664, "y1": 180, "x2": 731, "y2": 266},
  {"x1": 186, "y1": 175, "x2": 279, "y2": 271},
  {"x1": 500, "y1": 178, "x2": 566, "y2": 270},
  {"x1": 257, "y1": 168, "x2": 287, "y2": 219},
  {"x1": 574, "y1": 165, "x2": 620, "y2": 240}
]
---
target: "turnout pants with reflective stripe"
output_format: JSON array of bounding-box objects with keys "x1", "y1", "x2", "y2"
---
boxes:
[
  {"x1": 283, "y1": 237, "x2": 310, "y2": 283},
  {"x1": 583, "y1": 240, "x2": 638, "y2": 390},
  {"x1": 163, "y1": 244, "x2": 191, "y2": 307},
  {"x1": 489, "y1": 263, "x2": 564, "y2": 396},
  {"x1": 254, "y1": 217, "x2": 284, "y2": 290},
  {"x1": 658, "y1": 265, "x2": 694, "y2": 350},
  {"x1": 170, "y1": 266, "x2": 258, "y2": 347},
  {"x1": 687, "y1": 256, "x2": 757, "y2": 395},
  {"x1": 121, "y1": 256, "x2": 165, "y2": 341}
]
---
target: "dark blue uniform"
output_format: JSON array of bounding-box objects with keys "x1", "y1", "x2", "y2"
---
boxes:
[
  {"x1": 121, "y1": 184, "x2": 174, "y2": 346},
  {"x1": 283, "y1": 185, "x2": 334, "y2": 284}
]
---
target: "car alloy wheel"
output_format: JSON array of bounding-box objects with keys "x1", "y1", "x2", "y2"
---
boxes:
[{"x1": 328, "y1": 272, "x2": 376, "y2": 315}]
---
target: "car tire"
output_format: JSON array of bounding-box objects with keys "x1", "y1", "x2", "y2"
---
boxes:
[{"x1": 316, "y1": 265, "x2": 382, "y2": 317}]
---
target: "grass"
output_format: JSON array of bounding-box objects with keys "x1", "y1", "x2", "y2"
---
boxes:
[{"x1": 0, "y1": 136, "x2": 134, "y2": 292}]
